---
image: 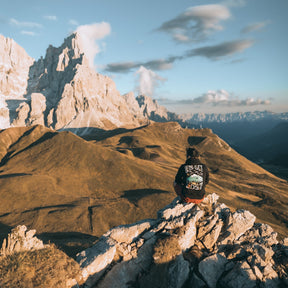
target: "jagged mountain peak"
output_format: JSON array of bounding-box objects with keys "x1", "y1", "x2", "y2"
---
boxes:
[
  {"x1": 0, "y1": 34, "x2": 34, "y2": 69},
  {"x1": 1, "y1": 34, "x2": 182, "y2": 131},
  {"x1": 0, "y1": 34, "x2": 34, "y2": 101},
  {"x1": 43, "y1": 32, "x2": 89, "y2": 72},
  {"x1": 0, "y1": 34, "x2": 150, "y2": 130}
]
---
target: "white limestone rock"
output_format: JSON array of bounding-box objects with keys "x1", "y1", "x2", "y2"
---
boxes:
[
  {"x1": 198, "y1": 253, "x2": 228, "y2": 288},
  {"x1": 262, "y1": 263, "x2": 279, "y2": 282},
  {"x1": 97, "y1": 236, "x2": 157, "y2": 288},
  {"x1": 0, "y1": 97, "x2": 10, "y2": 129},
  {"x1": 123, "y1": 91, "x2": 147, "y2": 121},
  {"x1": 201, "y1": 192, "x2": 219, "y2": 206},
  {"x1": 202, "y1": 219, "x2": 223, "y2": 249},
  {"x1": 104, "y1": 219, "x2": 156, "y2": 244},
  {"x1": 237, "y1": 223, "x2": 278, "y2": 247},
  {"x1": 136, "y1": 94, "x2": 178, "y2": 122},
  {"x1": 0, "y1": 35, "x2": 34, "y2": 99},
  {"x1": 75, "y1": 194, "x2": 285, "y2": 288},
  {"x1": 198, "y1": 214, "x2": 219, "y2": 239},
  {"x1": 137, "y1": 94, "x2": 168, "y2": 118},
  {"x1": 219, "y1": 209, "x2": 256, "y2": 244},
  {"x1": 29, "y1": 93, "x2": 46, "y2": 125},
  {"x1": 157, "y1": 197, "x2": 195, "y2": 220},
  {"x1": 12, "y1": 102, "x2": 30, "y2": 126},
  {"x1": 178, "y1": 209, "x2": 205, "y2": 251},
  {"x1": 76, "y1": 236, "x2": 117, "y2": 285},
  {"x1": 0, "y1": 225, "x2": 46, "y2": 257}
]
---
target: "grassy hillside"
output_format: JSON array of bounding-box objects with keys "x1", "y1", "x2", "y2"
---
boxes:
[{"x1": 0, "y1": 123, "x2": 287, "y2": 256}]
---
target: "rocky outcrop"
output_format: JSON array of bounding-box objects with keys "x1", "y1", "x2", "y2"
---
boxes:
[
  {"x1": 76, "y1": 193, "x2": 288, "y2": 288},
  {"x1": 0, "y1": 225, "x2": 82, "y2": 288},
  {"x1": 0, "y1": 225, "x2": 47, "y2": 257},
  {"x1": 1, "y1": 194, "x2": 287, "y2": 287}
]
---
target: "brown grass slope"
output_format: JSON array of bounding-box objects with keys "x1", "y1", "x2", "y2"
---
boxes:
[
  {"x1": 0, "y1": 122, "x2": 287, "y2": 253},
  {"x1": 0, "y1": 244, "x2": 81, "y2": 287}
]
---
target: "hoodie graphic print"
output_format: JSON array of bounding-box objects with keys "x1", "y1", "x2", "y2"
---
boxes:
[{"x1": 185, "y1": 165, "x2": 204, "y2": 191}]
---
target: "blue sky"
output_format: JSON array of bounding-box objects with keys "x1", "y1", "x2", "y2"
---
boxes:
[{"x1": 1, "y1": 0, "x2": 287, "y2": 114}]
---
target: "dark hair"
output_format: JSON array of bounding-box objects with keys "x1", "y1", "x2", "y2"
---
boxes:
[{"x1": 186, "y1": 147, "x2": 200, "y2": 158}]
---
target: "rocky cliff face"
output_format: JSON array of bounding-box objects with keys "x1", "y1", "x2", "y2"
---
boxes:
[
  {"x1": 0, "y1": 35, "x2": 34, "y2": 99},
  {"x1": 0, "y1": 35, "x2": 34, "y2": 129},
  {"x1": 75, "y1": 193, "x2": 288, "y2": 288},
  {"x1": 0, "y1": 34, "x2": 183, "y2": 131},
  {"x1": 0, "y1": 34, "x2": 149, "y2": 131}
]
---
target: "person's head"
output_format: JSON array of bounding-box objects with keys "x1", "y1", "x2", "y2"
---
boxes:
[{"x1": 186, "y1": 147, "x2": 200, "y2": 159}]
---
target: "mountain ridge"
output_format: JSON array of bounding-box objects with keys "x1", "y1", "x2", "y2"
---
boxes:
[
  {"x1": 0, "y1": 122, "x2": 287, "y2": 245},
  {"x1": 182, "y1": 110, "x2": 288, "y2": 124}
]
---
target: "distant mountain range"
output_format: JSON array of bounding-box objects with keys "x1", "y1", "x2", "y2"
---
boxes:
[
  {"x1": 182, "y1": 110, "x2": 288, "y2": 123},
  {"x1": 182, "y1": 111, "x2": 288, "y2": 143},
  {"x1": 183, "y1": 112, "x2": 288, "y2": 172}
]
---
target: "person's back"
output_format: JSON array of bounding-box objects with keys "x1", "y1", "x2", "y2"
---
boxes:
[{"x1": 174, "y1": 147, "x2": 209, "y2": 204}]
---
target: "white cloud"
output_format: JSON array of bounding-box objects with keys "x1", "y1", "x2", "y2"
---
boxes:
[
  {"x1": 9, "y1": 18, "x2": 42, "y2": 28},
  {"x1": 157, "y1": 4, "x2": 231, "y2": 42},
  {"x1": 193, "y1": 89, "x2": 230, "y2": 103},
  {"x1": 173, "y1": 33, "x2": 190, "y2": 43},
  {"x1": 135, "y1": 66, "x2": 166, "y2": 97},
  {"x1": 43, "y1": 15, "x2": 57, "y2": 21},
  {"x1": 20, "y1": 30, "x2": 36, "y2": 36},
  {"x1": 75, "y1": 22, "x2": 111, "y2": 68},
  {"x1": 241, "y1": 21, "x2": 270, "y2": 34},
  {"x1": 189, "y1": 89, "x2": 271, "y2": 106}
]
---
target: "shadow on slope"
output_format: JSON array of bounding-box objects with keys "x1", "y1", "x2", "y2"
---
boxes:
[
  {"x1": 121, "y1": 189, "x2": 170, "y2": 206},
  {"x1": 0, "y1": 173, "x2": 32, "y2": 178},
  {"x1": 37, "y1": 231, "x2": 98, "y2": 259},
  {"x1": 62, "y1": 124, "x2": 149, "y2": 141},
  {"x1": 0, "y1": 222, "x2": 12, "y2": 245},
  {"x1": 187, "y1": 136, "x2": 206, "y2": 146}
]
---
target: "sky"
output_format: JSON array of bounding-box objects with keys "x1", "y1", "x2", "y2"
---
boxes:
[{"x1": 1, "y1": 0, "x2": 288, "y2": 115}]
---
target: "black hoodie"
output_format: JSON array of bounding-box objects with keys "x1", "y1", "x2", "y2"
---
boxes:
[{"x1": 175, "y1": 157, "x2": 209, "y2": 199}]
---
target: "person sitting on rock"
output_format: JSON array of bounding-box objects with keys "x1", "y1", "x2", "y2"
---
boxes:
[{"x1": 174, "y1": 147, "x2": 209, "y2": 204}]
